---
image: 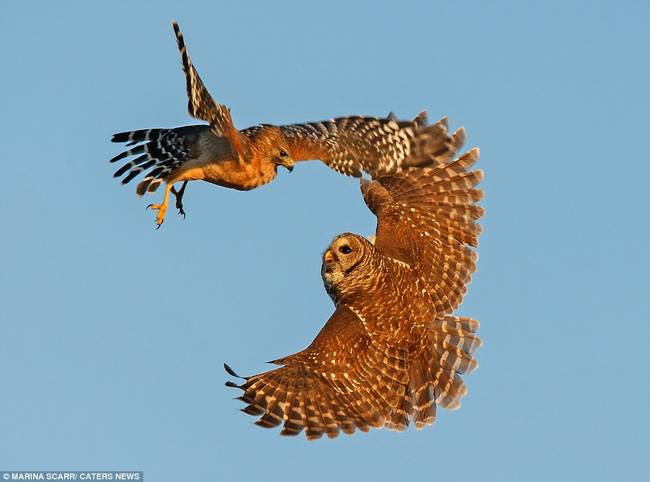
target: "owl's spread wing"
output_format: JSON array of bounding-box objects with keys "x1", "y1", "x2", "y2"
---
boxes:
[
  {"x1": 279, "y1": 114, "x2": 465, "y2": 177},
  {"x1": 361, "y1": 148, "x2": 484, "y2": 314},
  {"x1": 226, "y1": 305, "x2": 411, "y2": 439},
  {"x1": 172, "y1": 22, "x2": 246, "y2": 158}
]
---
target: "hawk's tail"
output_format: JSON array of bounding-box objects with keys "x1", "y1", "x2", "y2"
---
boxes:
[
  {"x1": 109, "y1": 124, "x2": 207, "y2": 195},
  {"x1": 404, "y1": 316, "x2": 482, "y2": 429}
]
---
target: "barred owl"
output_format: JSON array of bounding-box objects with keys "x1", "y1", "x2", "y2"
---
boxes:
[
  {"x1": 109, "y1": 22, "x2": 465, "y2": 227},
  {"x1": 226, "y1": 148, "x2": 484, "y2": 439}
]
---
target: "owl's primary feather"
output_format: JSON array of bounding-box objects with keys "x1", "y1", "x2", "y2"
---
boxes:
[
  {"x1": 109, "y1": 22, "x2": 466, "y2": 227},
  {"x1": 227, "y1": 149, "x2": 484, "y2": 439}
]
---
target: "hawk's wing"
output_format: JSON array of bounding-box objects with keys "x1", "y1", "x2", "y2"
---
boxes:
[
  {"x1": 361, "y1": 148, "x2": 484, "y2": 314},
  {"x1": 226, "y1": 305, "x2": 411, "y2": 440},
  {"x1": 279, "y1": 114, "x2": 466, "y2": 177},
  {"x1": 172, "y1": 22, "x2": 246, "y2": 157}
]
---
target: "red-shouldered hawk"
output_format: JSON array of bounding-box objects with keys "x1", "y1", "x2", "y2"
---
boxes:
[
  {"x1": 225, "y1": 148, "x2": 484, "y2": 439},
  {"x1": 109, "y1": 22, "x2": 466, "y2": 227}
]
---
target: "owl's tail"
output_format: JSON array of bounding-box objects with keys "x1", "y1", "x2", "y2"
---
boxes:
[
  {"x1": 109, "y1": 124, "x2": 207, "y2": 195},
  {"x1": 404, "y1": 316, "x2": 482, "y2": 429}
]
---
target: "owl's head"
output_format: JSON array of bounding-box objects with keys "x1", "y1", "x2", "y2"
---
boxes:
[{"x1": 321, "y1": 233, "x2": 374, "y2": 303}]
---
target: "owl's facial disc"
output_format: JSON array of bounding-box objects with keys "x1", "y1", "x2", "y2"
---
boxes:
[
  {"x1": 321, "y1": 235, "x2": 368, "y2": 302},
  {"x1": 322, "y1": 235, "x2": 363, "y2": 275}
]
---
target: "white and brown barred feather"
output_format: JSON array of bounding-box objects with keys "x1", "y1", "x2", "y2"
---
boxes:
[
  {"x1": 110, "y1": 125, "x2": 205, "y2": 194},
  {"x1": 227, "y1": 151, "x2": 484, "y2": 439},
  {"x1": 279, "y1": 114, "x2": 465, "y2": 177},
  {"x1": 226, "y1": 306, "x2": 411, "y2": 439},
  {"x1": 362, "y1": 147, "x2": 484, "y2": 315},
  {"x1": 406, "y1": 316, "x2": 482, "y2": 428},
  {"x1": 171, "y1": 22, "x2": 241, "y2": 147},
  {"x1": 109, "y1": 23, "x2": 468, "y2": 195},
  {"x1": 109, "y1": 114, "x2": 464, "y2": 195}
]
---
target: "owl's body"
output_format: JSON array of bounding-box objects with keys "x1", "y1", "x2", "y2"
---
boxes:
[
  {"x1": 227, "y1": 149, "x2": 484, "y2": 439},
  {"x1": 323, "y1": 236, "x2": 428, "y2": 345},
  {"x1": 109, "y1": 22, "x2": 465, "y2": 227}
]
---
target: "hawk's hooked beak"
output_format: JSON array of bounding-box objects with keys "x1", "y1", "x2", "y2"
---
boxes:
[{"x1": 277, "y1": 157, "x2": 295, "y2": 172}]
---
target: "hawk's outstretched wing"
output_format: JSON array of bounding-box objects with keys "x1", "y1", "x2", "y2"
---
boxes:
[
  {"x1": 361, "y1": 148, "x2": 484, "y2": 314},
  {"x1": 226, "y1": 305, "x2": 410, "y2": 440},
  {"x1": 172, "y1": 22, "x2": 246, "y2": 158},
  {"x1": 278, "y1": 114, "x2": 466, "y2": 177}
]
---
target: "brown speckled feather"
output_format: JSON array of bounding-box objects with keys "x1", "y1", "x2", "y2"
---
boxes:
[{"x1": 228, "y1": 149, "x2": 484, "y2": 439}]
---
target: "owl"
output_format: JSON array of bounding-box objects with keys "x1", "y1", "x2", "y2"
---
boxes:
[
  {"x1": 226, "y1": 147, "x2": 484, "y2": 439},
  {"x1": 109, "y1": 22, "x2": 466, "y2": 227}
]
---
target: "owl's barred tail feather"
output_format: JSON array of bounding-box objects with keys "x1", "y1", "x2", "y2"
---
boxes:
[
  {"x1": 406, "y1": 316, "x2": 482, "y2": 429},
  {"x1": 110, "y1": 124, "x2": 208, "y2": 195}
]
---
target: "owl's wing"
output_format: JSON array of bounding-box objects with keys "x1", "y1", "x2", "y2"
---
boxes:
[
  {"x1": 361, "y1": 148, "x2": 484, "y2": 314},
  {"x1": 225, "y1": 305, "x2": 411, "y2": 440},
  {"x1": 172, "y1": 22, "x2": 246, "y2": 158},
  {"x1": 279, "y1": 114, "x2": 465, "y2": 177}
]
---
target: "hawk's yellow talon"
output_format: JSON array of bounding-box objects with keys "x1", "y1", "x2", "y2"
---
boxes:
[{"x1": 146, "y1": 202, "x2": 168, "y2": 227}]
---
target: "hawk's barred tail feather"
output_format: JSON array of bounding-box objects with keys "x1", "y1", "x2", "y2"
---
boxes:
[
  {"x1": 110, "y1": 124, "x2": 208, "y2": 195},
  {"x1": 111, "y1": 128, "x2": 164, "y2": 147}
]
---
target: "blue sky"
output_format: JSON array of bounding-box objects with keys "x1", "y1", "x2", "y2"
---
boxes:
[{"x1": 1, "y1": 1, "x2": 648, "y2": 480}]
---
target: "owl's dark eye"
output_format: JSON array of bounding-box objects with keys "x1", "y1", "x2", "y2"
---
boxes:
[
  {"x1": 338, "y1": 245, "x2": 352, "y2": 255},
  {"x1": 279, "y1": 149, "x2": 289, "y2": 157}
]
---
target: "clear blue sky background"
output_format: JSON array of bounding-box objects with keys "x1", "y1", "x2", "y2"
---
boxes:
[{"x1": 1, "y1": 1, "x2": 648, "y2": 480}]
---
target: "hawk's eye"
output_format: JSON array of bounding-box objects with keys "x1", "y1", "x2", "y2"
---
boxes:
[
  {"x1": 279, "y1": 149, "x2": 289, "y2": 157},
  {"x1": 338, "y1": 245, "x2": 352, "y2": 255}
]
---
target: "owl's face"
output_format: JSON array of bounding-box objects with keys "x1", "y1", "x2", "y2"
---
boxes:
[{"x1": 321, "y1": 234, "x2": 371, "y2": 303}]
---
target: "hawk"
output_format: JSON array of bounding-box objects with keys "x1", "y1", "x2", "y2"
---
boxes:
[
  {"x1": 109, "y1": 22, "x2": 466, "y2": 227},
  {"x1": 226, "y1": 148, "x2": 484, "y2": 439}
]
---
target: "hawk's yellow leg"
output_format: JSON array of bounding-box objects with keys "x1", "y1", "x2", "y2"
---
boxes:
[{"x1": 147, "y1": 183, "x2": 172, "y2": 228}]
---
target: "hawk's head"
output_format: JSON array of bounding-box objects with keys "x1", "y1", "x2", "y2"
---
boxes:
[{"x1": 252, "y1": 125, "x2": 295, "y2": 172}]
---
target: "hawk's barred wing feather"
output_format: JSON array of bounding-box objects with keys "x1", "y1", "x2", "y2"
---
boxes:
[
  {"x1": 110, "y1": 125, "x2": 208, "y2": 194},
  {"x1": 280, "y1": 115, "x2": 465, "y2": 178},
  {"x1": 171, "y1": 22, "x2": 246, "y2": 159}
]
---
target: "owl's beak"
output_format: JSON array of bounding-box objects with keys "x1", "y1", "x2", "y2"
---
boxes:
[{"x1": 324, "y1": 249, "x2": 336, "y2": 264}]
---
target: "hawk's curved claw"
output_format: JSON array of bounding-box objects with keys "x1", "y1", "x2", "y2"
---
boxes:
[
  {"x1": 146, "y1": 202, "x2": 168, "y2": 228},
  {"x1": 172, "y1": 181, "x2": 188, "y2": 220}
]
